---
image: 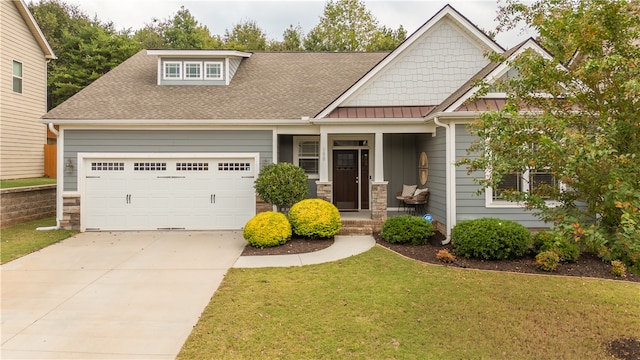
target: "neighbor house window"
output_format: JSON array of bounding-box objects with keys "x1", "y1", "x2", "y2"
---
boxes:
[
  {"x1": 205, "y1": 61, "x2": 223, "y2": 80},
  {"x1": 184, "y1": 62, "x2": 202, "y2": 80},
  {"x1": 163, "y1": 61, "x2": 182, "y2": 79},
  {"x1": 12, "y1": 60, "x2": 22, "y2": 93},
  {"x1": 294, "y1": 137, "x2": 319, "y2": 179}
]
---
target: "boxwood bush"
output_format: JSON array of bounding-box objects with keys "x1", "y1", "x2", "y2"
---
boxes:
[
  {"x1": 533, "y1": 231, "x2": 580, "y2": 262},
  {"x1": 243, "y1": 211, "x2": 292, "y2": 248},
  {"x1": 452, "y1": 218, "x2": 531, "y2": 260},
  {"x1": 288, "y1": 199, "x2": 341, "y2": 238},
  {"x1": 254, "y1": 163, "x2": 308, "y2": 212},
  {"x1": 381, "y1": 215, "x2": 435, "y2": 245}
]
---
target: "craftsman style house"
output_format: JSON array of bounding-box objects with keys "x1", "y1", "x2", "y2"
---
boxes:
[
  {"x1": 42, "y1": 5, "x2": 553, "y2": 238},
  {"x1": 1, "y1": 0, "x2": 55, "y2": 179}
]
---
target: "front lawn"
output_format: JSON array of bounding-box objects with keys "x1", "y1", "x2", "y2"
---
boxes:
[
  {"x1": 0, "y1": 177, "x2": 56, "y2": 189},
  {"x1": 0, "y1": 217, "x2": 76, "y2": 264},
  {"x1": 179, "y1": 246, "x2": 639, "y2": 359}
]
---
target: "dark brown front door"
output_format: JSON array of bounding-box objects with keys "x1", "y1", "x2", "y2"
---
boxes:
[{"x1": 333, "y1": 150, "x2": 358, "y2": 210}]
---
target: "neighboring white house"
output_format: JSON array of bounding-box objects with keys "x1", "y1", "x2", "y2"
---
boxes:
[{"x1": 0, "y1": 0, "x2": 55, "y2": 180}]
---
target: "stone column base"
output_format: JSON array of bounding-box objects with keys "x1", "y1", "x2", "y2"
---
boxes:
[
  {"x1": 316, "y1": 182, "x2": 332, "y2": 202},
  {"x1": 371, "y1": 182, "x2": 388, "y2": 222},
  {"x1": 61, "y1": 193, "x2": 80, "y2": 230}
]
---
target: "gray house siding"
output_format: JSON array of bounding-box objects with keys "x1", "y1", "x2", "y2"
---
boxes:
[
  {"x1": 384, "y1": 134, "x2": 418, "y2": 206},
  {"x1": 421, "y1": 127, "x2": 446, "y2": 225},
  {"x1": 229, "y1": 58, "x2": 242, "y2": 79},
  {"x1": 63, "y1": 130, "x2": 272, "y2": 191},
  {"x1": 455, "y1": 124, "x2": 549, "y2": 228},
  {"x1": 277, "y1": 135, "x2": 317, "y2": 198}
]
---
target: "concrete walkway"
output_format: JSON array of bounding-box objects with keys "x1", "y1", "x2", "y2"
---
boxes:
[
  {"x1": 1, "y1": 231, "x2": 375, "y2": 360},
  {"x1": 233, "y1": 235, "x2": 375, "y2": 268}
]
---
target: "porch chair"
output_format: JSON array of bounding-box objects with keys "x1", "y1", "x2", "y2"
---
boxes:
[
  {"x1": 403, "y1": 188, "x2": 429, "y2": 216},
  {"x1": 396, "y1": 184, "x2": 418, "y2": 211}
]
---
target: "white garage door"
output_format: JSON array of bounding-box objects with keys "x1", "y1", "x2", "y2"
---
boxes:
[{"x1": 83, "y1": 156, "x2": 256, "y2": 231}]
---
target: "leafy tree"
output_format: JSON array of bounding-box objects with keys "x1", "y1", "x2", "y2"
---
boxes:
[
  {"x1": 304, "y1": 0, "x2": 406, "y2": 51},
  {"x1": 133, "y1": 7, "x2": 223, "y2": 49},
  {"x1": 29, "y1": 0, "x2": 141, "y2": 108},
  {"x1": 223, "y1": 19, "x2": 267, "y2": 50},
  {"x1": 254, "y1": 163, "x2": 308, "y2": 213},
  {"x1": 461, "y1": 0, "x2": 640, "y2": 271},
  {"x1": 268, "y1": 24, "x2": 305, "y2": 51}
]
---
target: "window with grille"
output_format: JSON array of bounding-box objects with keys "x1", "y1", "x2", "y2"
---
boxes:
[
  {"x1": 184, "y1": 62, "x2": 202, "y2": 79},
  {"x1": 218, "y1": 162, "x2": 250, "y2": 171},
  {"x1": 134, "y1": 162, "x2": 166, "y2": 171},
  {"x1": 176, "y1": 162, "x2": 209, "y2": 171},
  {"x1": 294, "y1": 137, "x2": 319, "y2": 178},
  {"x1": 163, "y1": 62, "x2": 181, "y2": 79},
  {"x1": 205, "y1": 62, "x2": 223, "y2": 80},
  {"x1": 91, "y1": 162, "x2": 125, "y2": 171}
]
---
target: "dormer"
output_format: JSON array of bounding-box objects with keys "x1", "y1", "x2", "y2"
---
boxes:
[{"x1": 146, "y1": 50, "x2": 252, "y2": 86}]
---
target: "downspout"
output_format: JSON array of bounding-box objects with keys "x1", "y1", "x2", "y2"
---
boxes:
[
  {"x1": 37, "y1": 123, "x2": 60, "y2": 230},
  {"x1": 48, "y1": 122, "x2": 59, "y2": 136},
  {"x1": 433, "y1": 117, "x2": 452, "y2": 245}
]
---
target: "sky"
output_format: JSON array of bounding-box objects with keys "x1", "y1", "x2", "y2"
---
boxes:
[{"x1": 71, "y1": 0, "x2": 535, "y2": 49}]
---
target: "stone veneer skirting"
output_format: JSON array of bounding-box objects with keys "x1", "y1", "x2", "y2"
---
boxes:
[
  {"x1": 61, "y1": 194, "x2": 80, "y2": 230},
  {"x1": 0, "y1": 185, "x2": 56, "y2": 228}
]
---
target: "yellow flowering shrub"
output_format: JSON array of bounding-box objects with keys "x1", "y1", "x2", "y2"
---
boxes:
[
  {"x1": 243, "y1": 211, "x2": 292, "y2": 248},
  {"x1": 288, "y1": 199, "x2": 341, "y2": 238}
]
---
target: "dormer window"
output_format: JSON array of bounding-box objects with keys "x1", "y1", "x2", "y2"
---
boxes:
[
  {"x1": 163, "y1": 62, "x2": 181, "y2": 80},
  {"x1": 148, "y1": 49, "x2": 252, "y2": 86},
  {"x1": 205, "y1": 62, "x2": 223, "y2": 80},
  {"x1": 184, "y1": 62, "x2": 202, "y2": 80}
]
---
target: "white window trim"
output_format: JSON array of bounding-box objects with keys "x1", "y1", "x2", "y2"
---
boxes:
[
  {"x1": 486, "y1": 168, "x2": 562, "y2": 208},
  {"x1": 204, "y1": 61, "x2": 223, "y2": 80},
  {"x1": 293, "y1": 136, "x2": 320, "y2": 180},
  {"x1": 12, "y1": 60, "x2": 23, "y2": 94},
  {"x1": 183, "y1": 61, "x2": 203, "y2": 80},
  {"x1": 163, "y1": 61, "x2": 182, "y2": 80}
]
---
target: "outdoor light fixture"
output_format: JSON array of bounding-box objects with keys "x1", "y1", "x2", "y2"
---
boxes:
[{"x1": 65, "y1": 158, "x2": 74, "y2": 173}]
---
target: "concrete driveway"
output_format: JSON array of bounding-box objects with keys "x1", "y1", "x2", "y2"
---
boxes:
[{"x1": 1, "y1": 231, "x2": 246, "y2": 360}]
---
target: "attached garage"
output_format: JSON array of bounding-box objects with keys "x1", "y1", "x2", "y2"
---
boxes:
[{"x1": 80, "y1": 154, "x2": 258, "y2": 231}]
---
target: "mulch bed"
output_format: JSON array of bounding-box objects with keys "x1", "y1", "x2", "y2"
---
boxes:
[{"x1": 240, "y1": 231, "x2": 639, "y2": 359}]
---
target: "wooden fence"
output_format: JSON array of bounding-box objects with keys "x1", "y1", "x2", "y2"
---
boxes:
[{"x1": 44, "y1": 144, "x2": 56, "y2": 178}]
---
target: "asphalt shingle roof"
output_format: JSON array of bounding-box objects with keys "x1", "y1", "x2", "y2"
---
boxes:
[{"x1": 44, "y1": 50, "x2": 388, "y2": 120}]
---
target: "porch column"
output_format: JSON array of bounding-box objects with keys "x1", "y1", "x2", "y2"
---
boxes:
[
  {"x1": 374, "y1": 131, "x2": 384, "y2": 182},
  {"x1": 371, "y1": 131, "x2": 387, "y2": 223},
  {"x1": 316, "y1": 129, "x2": 332, "y2": 202},
  {"x1": 319, "y1": 130, "x2": 329, "y2": 182}
]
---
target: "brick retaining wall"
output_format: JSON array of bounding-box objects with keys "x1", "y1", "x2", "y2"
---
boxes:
[{"x1": 0, "y1": 185, "x2": 56, "y2": 228}]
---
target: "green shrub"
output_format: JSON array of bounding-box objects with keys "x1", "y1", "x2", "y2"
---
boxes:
[
  {"x1": 288, "y1": 199, "x2": 341, "y2": 238},
  {"x1": 243, "y1": 211, "x2": 292, "y2": 248},
  {"x1": 254, "y1": 163, "x2": 308, "y2": 212},
  {"x1": 381, "y1": 215, "x2": 435, "y2": 245},
  {"x1": 451, "y1": 218, "x2": 532, "y2": 260},
  {"x1": 610, "y1": 260, "x2": 627, "y2": 278},
  {"x1": 535, "y1": 250, "x2": 561, "y2": 271},
  {"x1": 533, "y1": 231, "x2": 580, "y2": 262}
]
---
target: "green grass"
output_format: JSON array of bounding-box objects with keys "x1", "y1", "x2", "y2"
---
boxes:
[
  {"x1": 179, "y1": 246, "x2": 640, "y2": 360},
  {"x1": 0, "y1": 177, "x2": 56, "y2": 189},
  {"x1": 1, "y1": 217, "x2": 76, "y2": 264}
]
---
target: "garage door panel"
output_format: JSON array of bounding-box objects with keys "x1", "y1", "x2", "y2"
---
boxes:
[{"x1": 83, "y1": 157, "x2": 256, "y2": 231}]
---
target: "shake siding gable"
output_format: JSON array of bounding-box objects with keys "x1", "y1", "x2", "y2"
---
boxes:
[
  {"x1": 454, "y1": 124, "x2": 549, "y2": 228},
  {"x1": 0, "y1": 1, "x2": 48, "y2": 179},
  {"x1": 63, "y1": 130, "x2": 273, "y2": 191},
  {"x1": 344, "y1": 19, "x2": 490, "y2": 107}
]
